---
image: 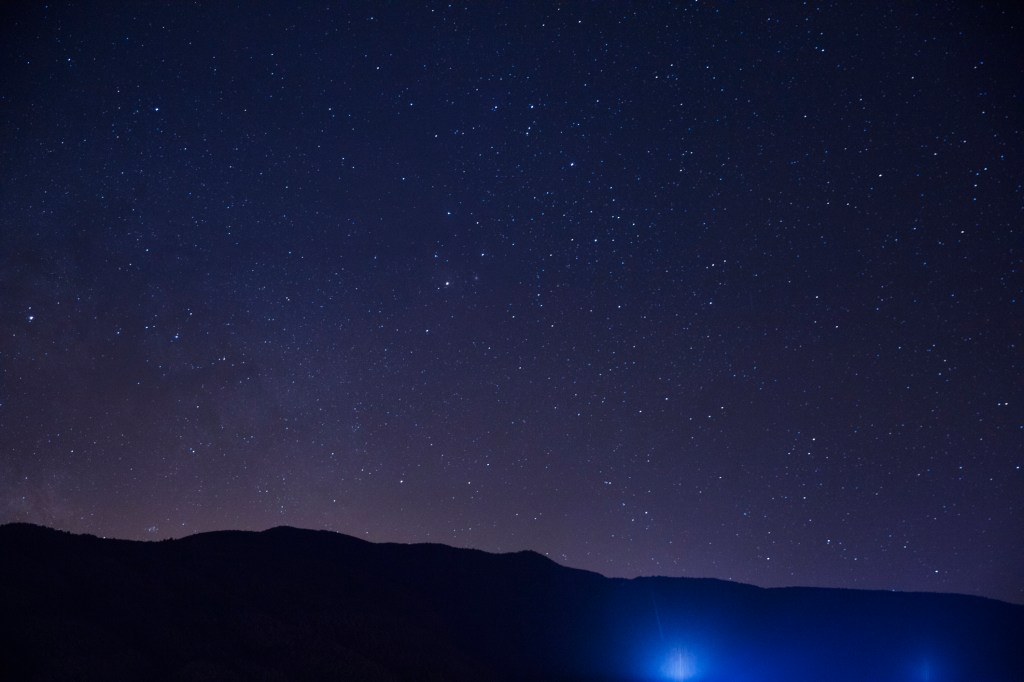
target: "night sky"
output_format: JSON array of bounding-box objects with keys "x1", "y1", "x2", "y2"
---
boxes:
[{"x1": 2, "y1": 2, "x2": 1022, "y2": 604}]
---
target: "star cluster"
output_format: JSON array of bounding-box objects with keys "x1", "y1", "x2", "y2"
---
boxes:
[{"x1": 1, "y1": 2, "x2": 1022, "y2": 603}]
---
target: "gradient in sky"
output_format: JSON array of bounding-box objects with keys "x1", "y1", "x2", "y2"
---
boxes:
[{"x1": 1, "y1": 1, "x2": 1022, "y2": 603}]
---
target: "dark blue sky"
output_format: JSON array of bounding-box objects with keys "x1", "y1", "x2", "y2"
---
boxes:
[{"x1": 2, "y1": 1, "x2": 1022, "y2": 603}]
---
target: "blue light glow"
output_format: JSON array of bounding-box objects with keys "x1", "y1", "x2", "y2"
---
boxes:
[{"x1": 661, "y1": 646, "x2": 698, "y2": 680}]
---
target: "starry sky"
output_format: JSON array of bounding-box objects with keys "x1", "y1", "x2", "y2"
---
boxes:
[{"x1": 2, "y1": 1, "x2": 1022, "y2": 604}]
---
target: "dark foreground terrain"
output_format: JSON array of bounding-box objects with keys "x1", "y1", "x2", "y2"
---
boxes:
[{"x1": 1, "y1": 523, "x2": 1021, "y2": 681}]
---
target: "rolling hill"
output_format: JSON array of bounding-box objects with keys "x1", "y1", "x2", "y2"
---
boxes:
[{"x1": 1, "y1": 523, "x2": 1020, "y2": 681}]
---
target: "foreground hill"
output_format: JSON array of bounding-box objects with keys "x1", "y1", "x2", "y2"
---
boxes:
[{"x1": 1, "y1": 524, "x2": 1020, "y2": 681}]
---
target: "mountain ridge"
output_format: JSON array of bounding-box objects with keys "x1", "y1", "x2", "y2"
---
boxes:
[{"x1": 2, "y1": 523, "x2": 1021, "y2": 681}]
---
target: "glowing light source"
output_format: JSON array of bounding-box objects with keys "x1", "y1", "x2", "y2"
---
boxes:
[{"x1": 661, "y1": 647, "x2": 698, "y2": 680}]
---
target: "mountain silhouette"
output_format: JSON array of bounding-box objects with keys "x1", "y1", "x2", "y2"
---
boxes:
[{"x1": 1, "y1": 523, "x2": 1020, "y2": 681}]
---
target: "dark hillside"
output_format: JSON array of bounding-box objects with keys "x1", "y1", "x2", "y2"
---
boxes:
[{"x1": 1, "y1": 524, "x2": 1021, "y2": 681}]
